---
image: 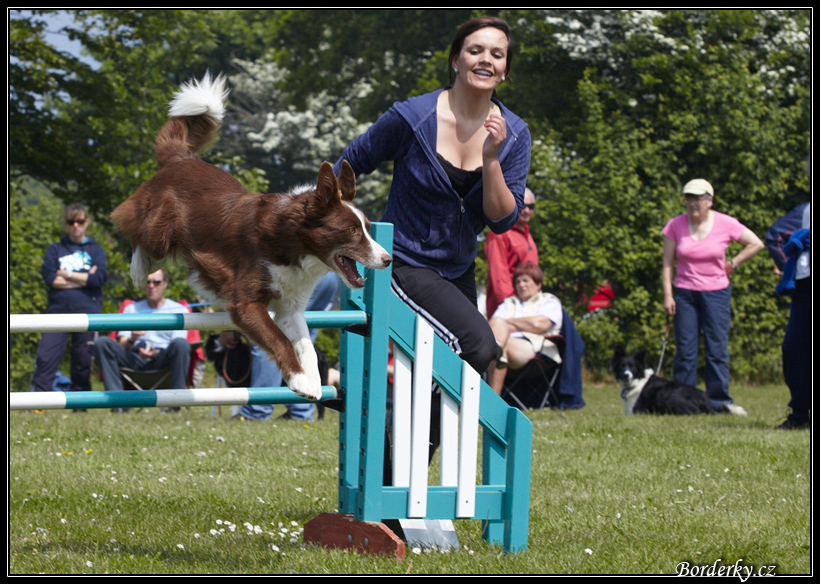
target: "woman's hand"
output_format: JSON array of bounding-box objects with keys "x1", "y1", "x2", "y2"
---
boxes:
[{"x1": 483, "y1": 114, "x2": 507, "y2": 161}]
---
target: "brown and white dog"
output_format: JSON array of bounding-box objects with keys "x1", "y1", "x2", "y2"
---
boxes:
[{"x1": 111, "y1": 73, "x2": 391, "y2": 400}]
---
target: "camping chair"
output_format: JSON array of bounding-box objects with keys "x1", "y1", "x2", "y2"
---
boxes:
[
  {"x1": 500, "y1": 335, "x2": 566, "y2": 411},
  {"x1": 500, "y1": 308, "x2": 586, "y2": 411},
  {"x1": 106, "y1": 299, "x2": 204, "y2": 392}
]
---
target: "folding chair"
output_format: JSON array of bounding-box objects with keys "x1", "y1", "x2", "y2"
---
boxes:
[{"x1": 500, "y1": 335, "x2": 565, "y2": 411}]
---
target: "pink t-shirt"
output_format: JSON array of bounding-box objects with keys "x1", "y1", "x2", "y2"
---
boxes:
[{"x1": 662, "y1": 212, "x2": 747, "y2": 291}]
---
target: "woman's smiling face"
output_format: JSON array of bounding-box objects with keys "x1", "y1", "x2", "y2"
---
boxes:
[{"x1": 452, "y1": 27, "x2": 509, "y2": 90}]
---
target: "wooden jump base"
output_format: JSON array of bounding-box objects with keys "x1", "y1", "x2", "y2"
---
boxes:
[{"x1": 10, "y1": 222, "x2": 532, "y2": 559}]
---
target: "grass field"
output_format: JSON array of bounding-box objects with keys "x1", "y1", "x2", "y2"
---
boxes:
[{"x1": 9, "y1": 380, "x2": 810, "y2": 575}]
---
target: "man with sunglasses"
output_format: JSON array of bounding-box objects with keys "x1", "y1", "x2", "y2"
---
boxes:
[
  {"x1": 484, "y1": 187, "x2": 539, "y2": 319},
  {"x1": 31, "y1": 204, "x2": 107, "y2": 396},
  {"x1": 93, "y1": 269, "x2": 192, "y2": 406}
]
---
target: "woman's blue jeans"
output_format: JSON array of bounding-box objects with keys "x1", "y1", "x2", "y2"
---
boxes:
[{"x1": 672, "y1": 286, "x2": 734, "y2": 408}]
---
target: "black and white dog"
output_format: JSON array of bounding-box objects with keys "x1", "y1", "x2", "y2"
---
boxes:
[{"x1": 610, "y1": 346, "x2": 746, "y2": 416}]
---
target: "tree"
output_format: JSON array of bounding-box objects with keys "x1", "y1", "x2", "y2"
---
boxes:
[{"x1": 500, "y1": 9, "x2": 810, "y2": 378}]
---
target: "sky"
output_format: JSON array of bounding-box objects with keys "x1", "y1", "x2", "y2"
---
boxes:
[{"x1": 25, "y1": 9, "x2": 101, "y2": 69}]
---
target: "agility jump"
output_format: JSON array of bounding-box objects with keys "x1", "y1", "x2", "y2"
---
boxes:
[{"x1": 10, "y1": 223, "x2": 532, "y2": 557}]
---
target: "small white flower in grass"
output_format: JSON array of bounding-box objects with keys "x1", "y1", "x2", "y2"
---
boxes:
[
  {"x1": 86, "y1": 561, "x2": 93, "y2": 568},
  {"x1": 159, "y1": 477, "x2": 167, "y2": 483},
  {"x1": 412, "y1": 547, "x2": 422, "y2": 555},
  {"x1": 585, "y1": 548, "x2": 593, "y2": 555},
  {"x1": 177, "y1": 544, "x2": 184, "y2": 550},
  {"x1": 61, "y1": 518, "x2": 66, "y2": 524}
]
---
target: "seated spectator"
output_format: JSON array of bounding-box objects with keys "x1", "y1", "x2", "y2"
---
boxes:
[
  {"x1": 486, "y1": 262, "x2": 562, "y2": 395},
  {"x1": 93, "y1": 269, "x2": 191, "y2": 402}
]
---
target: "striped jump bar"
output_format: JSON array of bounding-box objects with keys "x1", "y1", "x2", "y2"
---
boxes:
[
  {"x1": 9, "y1": 310, "x2": 367, "y2": 334},
  {"x1": 9, "y1": 386, "x2": 339, "y2": 411}
]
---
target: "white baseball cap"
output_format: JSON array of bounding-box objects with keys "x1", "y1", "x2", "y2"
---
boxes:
[{"x1": 682, "y1": 179, "x2": 714, "y2": 197}]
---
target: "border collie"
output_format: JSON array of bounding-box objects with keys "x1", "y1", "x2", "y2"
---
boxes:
[
  {"x1": 610, "y1": 346, "x2": 746, "y2": 416},
  {"x1": 111, "y1": 73, "x2": 391, "y2": 400}
]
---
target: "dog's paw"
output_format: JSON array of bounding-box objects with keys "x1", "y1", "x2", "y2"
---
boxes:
[
  {"x1": 130, "y1": 247, "x2": 149, "y2": 288},
  {"x1": 287, "y1": 372, "x2": 323, "y2": 401}
]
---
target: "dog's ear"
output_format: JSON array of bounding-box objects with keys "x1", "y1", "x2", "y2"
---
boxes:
[
  {"x1": 338, "y1": 160, "x2": 356, "y2": 203},
  {"x1": 634, "y1": 350, "x2": 647, "y2": 368},
  {"x1": 317, "y1": 161, "x2": 340, "y2": 206}
]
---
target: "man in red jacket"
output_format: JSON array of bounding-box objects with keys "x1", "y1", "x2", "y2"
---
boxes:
[{"x1": 485, "y1": 188, "x2": 538, "y2": 319}]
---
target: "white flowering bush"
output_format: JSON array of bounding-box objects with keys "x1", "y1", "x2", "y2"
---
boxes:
[{"x1": 228, "y1": 57, "x2": 390, "y2": 218}]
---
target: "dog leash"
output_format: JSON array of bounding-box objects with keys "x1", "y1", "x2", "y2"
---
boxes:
[{"x1": 656, "y1": 314, "x2": 671, "y2": 374}]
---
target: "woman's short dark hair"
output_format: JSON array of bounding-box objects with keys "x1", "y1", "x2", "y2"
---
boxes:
[
  {"x1": 513, "y1": 262, "x2": 543, "y2": 288},
  {"x1": 447, "y1": 16, "x2": 514, "y2": 86}
]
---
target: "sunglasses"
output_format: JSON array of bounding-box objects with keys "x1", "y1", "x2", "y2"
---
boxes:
[
  {"x1": 145, "y1": 279, "x2": 165, "y2": 286},
  {"x1": 523, "y1": 203, "x2": 535, "y2": 210},
  {"x1": 66, "y1": 218, "x2": 88, "y2": 226}
]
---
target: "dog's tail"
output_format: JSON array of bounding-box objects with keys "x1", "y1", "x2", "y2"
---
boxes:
[{"x1": 155, "y1": 72, "x2": 229, "y2": 168}]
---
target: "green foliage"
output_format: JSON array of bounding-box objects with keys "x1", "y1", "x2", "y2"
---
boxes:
[
  {"x1": 9, "y1": 178, "x2": 66, "y2": 391},
  {"x1": 502, "y1": 9, "x2": 809, "y2": 381}
]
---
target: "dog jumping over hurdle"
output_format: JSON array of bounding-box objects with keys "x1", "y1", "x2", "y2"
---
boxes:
[{"x1": 110, "y1": 73, "x2": 392, "y2": 400}]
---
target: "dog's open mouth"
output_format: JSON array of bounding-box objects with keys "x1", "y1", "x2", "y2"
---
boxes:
[{"x1": 335, "y1": 255, "x2": 366, "y2": 288}]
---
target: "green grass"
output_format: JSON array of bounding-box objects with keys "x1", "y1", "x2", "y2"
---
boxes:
[{"x1": 9, "y1": 381, "x2": 810, "y2": 574}]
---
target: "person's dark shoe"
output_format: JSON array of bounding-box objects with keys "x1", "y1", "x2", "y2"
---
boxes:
[{"x1": 777, "y1": 417, "x2": 810, "y2": 430}]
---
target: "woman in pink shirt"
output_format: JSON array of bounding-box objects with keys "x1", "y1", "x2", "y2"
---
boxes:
[{"x1": 662, "y1": 179, "x2": 764, "y2": 412}]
